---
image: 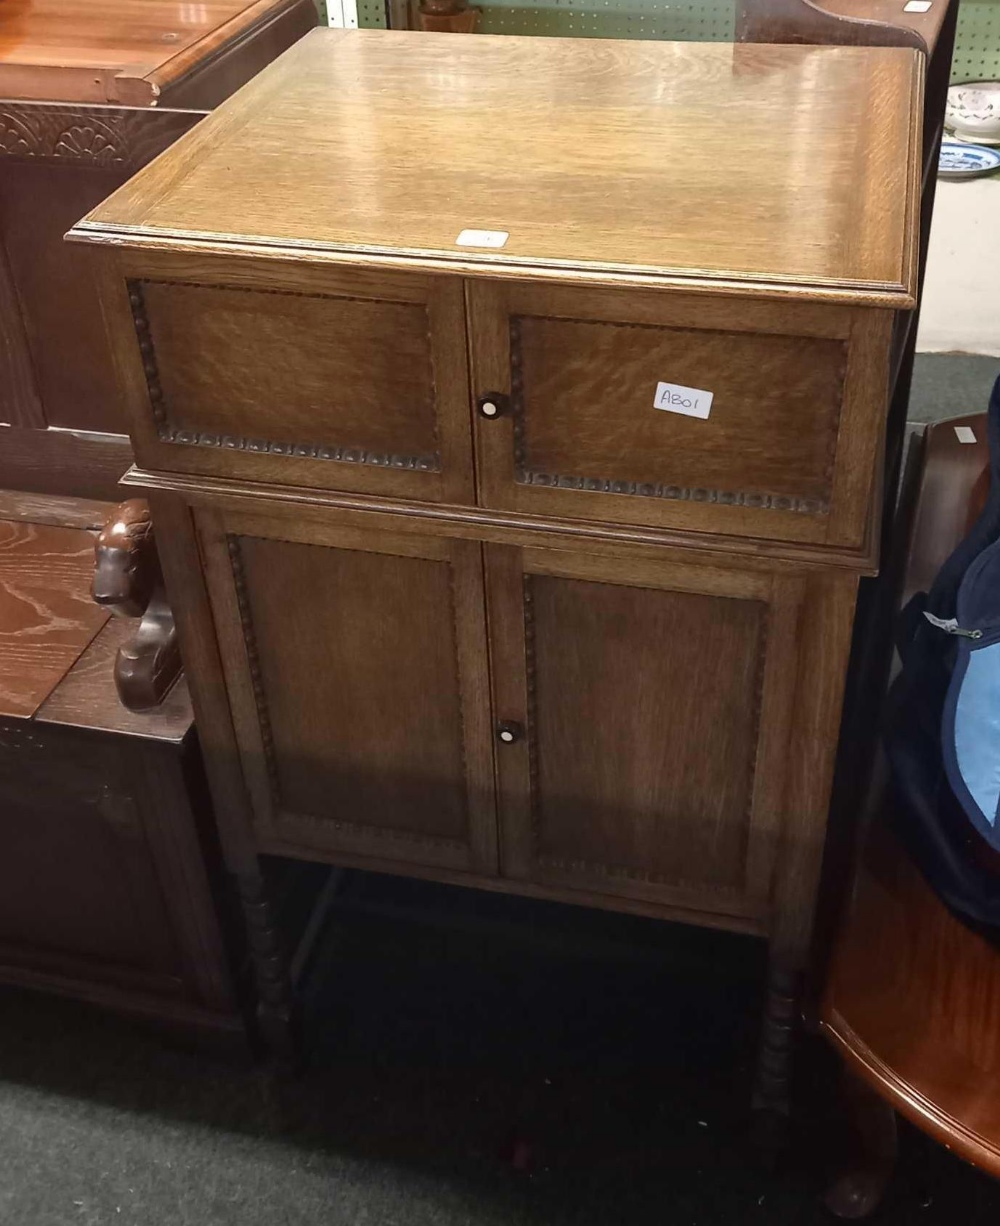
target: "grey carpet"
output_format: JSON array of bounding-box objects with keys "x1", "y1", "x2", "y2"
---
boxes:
[
  {"x1": 908, "y1": 353, "x2": 1000, "y2": 423},
  {"x1": 2, "y1": 875, "x2": 998, "y2": 1226}
]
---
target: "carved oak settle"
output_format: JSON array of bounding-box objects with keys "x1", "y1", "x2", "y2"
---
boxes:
[
  {"x1": 0, "y1": 0, "x2": 314, "y2": 1031},
  {"x1": 75, "y1": 28, "x2": 922, "y2": 1103}
]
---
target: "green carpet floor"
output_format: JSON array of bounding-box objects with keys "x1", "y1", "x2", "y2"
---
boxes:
[
  {"x1": 2, "y1": 871, "x2": 998, "y2": 1226},
  {"x1": 2, "y1": 355, "x2": 999, "y2": 1226}
]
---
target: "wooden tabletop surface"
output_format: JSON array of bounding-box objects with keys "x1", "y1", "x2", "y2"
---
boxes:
[
  {"x1": 0, "y1": 519, "x2": 109, "y2": 720},
  {"x1": 0, "y1": 0, "x2": 297, "y2": 104},
  {"x1": 77, "y1": 29, "x2": 923, "y2": 305}
]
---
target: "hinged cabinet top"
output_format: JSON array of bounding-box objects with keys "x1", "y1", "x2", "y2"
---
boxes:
[
  {"x1": 0, "y1": 0, "x2": 303, "y2": 105},
  {"x1": 74, "y1": 28, "x2": 922, "y2": 305}
]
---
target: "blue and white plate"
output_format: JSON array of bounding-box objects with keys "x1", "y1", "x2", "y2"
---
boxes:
[{"x1": 939, "y1": 140, "x2": 1000, "y2": 180}]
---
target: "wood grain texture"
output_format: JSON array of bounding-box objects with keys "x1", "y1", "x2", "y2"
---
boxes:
[
  {"x1": 0, "y1": 230, "x2": 43, "y2": 428},
  {"x1": 738, "y1": 0, "x2": 924, "y2": 51},
  {"x1": 126, "y1": 461, "x2": 887, "y2": 574},
  {"x1": 738, "y1": 0, "x2": 948, "y2": 56},
  {"x1": 469, "y1": 281, "x2": 890, "y2": 551},
  {"x1": 0, "y1": 520, "x2": 110, "y2": 718},
  {"x1": 197, "y1": 507, "x2": 498, "y2": 874},
  {"x1": 146, "y1": 491, "x2": 258, "y2": 872},
  {"x1": 0, "y1": 491, "x2": 114, "y2": 530},
  {"x1": 821, "y1": 406, "x2": 1000, "y2": 1188},
  {"x1": 511, "y1": 318, "x2": 844, "y2": 505},
  {"x1": 0, "y1": 1, "x2": 310, "y2": 498},
  {"x1": 104, "y1": 255, "x2": 475, "y2": 503},
  {"x1": 0, "y1": 427, "x2": 132, "y2": 501},
  {"x1": 75, "y1": 30, "x2": 922, "y2": 306},
  {"x1": 823, "y1": 825, "x2": 1000, "y2": 1183},
  {"x1": 0, "y1": 0, "x2": 311, "y2": 105},
  {"x1": 0, "y1": 121, "x2": 201, "y2": 436},
  {"x1": 485, "y1": 543, "x2": 805, "y2": 919},
  {"x1": 140, "y1": 280, "x2": 439, "y2": 464}
]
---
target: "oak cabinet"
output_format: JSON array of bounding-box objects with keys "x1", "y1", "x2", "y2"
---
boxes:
[{"x1": 76, "y1": 30, "x2": 922, "y2": 1102}]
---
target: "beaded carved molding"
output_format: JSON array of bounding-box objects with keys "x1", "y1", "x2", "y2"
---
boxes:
[
  {"x1": 521, "y1": 572, "x2": 767, "y2": 895},
  {"x1": 509, "y1": 316, "x2": 836, "y2": 516},
  {"x1": 128, "y1": 280, "x2": 442, "y2": 473}
]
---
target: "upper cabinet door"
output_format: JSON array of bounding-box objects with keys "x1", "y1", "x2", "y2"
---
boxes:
[
  {"x1": 196, "y1": 507, "x2": 497, "y2": 875},
  {"x1": 469, "y1": 280, "x2": 892, "y2": 554},
  {"x1": 105, "y1": 253, "x2": 474, "y2": 504},
  {"x1": 485, "y1": 543, "x2": 808, "y2": 924}
]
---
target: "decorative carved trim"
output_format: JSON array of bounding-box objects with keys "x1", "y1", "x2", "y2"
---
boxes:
[
  {"x1": 446, "y1": 563, "x2": 474, "y2": 845},
  {"x1": 0, "y1": 104, "x2": 203, "y2": 169},
  {"x1": 128, "y1": 279, "x2": 441, "y2": 474},
  {"x1": 510, "y1": 317, "x2": 831, "y2": 516},
  {"x1": 523, "y1": 572, "x2": 767, "y2": 895},
  {"x1": 226, "y1": 534, "x2": 463, "y2": 852}
]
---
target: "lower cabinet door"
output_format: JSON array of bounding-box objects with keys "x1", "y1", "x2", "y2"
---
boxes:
[
  {"x1": 197, "y1": 508, "x2": 498, "y2": 874},
  {"x1": 485, "y1": 543, "x2": 806, "y2": 923}
]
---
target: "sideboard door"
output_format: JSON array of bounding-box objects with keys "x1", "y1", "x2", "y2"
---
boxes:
[
  {"x1": 468, "y1": 279, "x2": 889, "y2": 555},
  {"x1": 197, "y1": 508, "x2": 497, "y2": 874},
  {"x1": 108, "y1": 258, "x2": 474, "y2": 503},
  {"x1": 485, "y1": 543, "x2": 805, "y2": 924}
]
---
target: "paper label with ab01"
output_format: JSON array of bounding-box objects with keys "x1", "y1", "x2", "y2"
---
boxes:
[{"x1": 653, "y1": 382, "x2": 713, "y2": 420}]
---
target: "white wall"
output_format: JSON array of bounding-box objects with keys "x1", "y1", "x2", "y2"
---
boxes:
[{"x1": 917, "y1": 177, "x2": 1000, "y2": 356}]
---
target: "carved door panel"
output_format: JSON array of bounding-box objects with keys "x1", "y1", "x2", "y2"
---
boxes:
[
  {"x1": 485, "y1": 543, "x2": 806, "y2": 922},
  {"x1": 468, "y1": 279, "x2": 889, "y2": 553},
  {"x1": 109, "y1": 253, "x2": 474, "y2": 503},
  {"x1": 197, "y1": 507, "x2": 498, "y2": 874}
]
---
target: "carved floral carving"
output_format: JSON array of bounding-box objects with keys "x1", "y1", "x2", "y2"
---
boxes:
[{"x1": 0, "y1": 105, "x2": 202, "y2": 168}]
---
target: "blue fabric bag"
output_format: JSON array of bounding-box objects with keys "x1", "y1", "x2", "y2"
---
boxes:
[{"x1": 884, "y1": 373, "x2": 1000, "y2": 929}]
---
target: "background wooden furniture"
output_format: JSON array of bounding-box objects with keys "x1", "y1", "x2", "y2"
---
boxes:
[
  {"x1": 0, "y1": 0, "x2": 315, "y2": 501},
  {"x1": 0, "y1": 0, "x2": 315, "y2": 1031},
  {"x1": 0, "y1": 494, "x2": 240, "y2": 1033},
  {"x1": 77, "y1": 29, "x2": 921, "y2": 1100},
  {"x1": 822, "y1": 414, "x2": 1000, "y2": 1218}
]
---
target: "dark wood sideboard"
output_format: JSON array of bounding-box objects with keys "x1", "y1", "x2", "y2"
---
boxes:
[
  {"x1": 0, "y1": 0, "x2": 315, "y2": 1032},
  {"x1": 0, "y1": 0, "x2": 316, "y2": 500},
  {"x1": 0, "y1": 493, "x2": 240, "y2": 1033},
  {"x1": 75, "y1": 29, "x2": 921, "y2": 1103}
]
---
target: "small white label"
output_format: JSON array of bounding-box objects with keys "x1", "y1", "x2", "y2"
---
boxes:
[
  {"x1": 456, "y1": 229, "x2": 509, "y2": 249},
  {"x1": 653, "y1": 381, "x2": 714, "y2": 420},
  {"x1": 903, "y1": 2, "x2": 932, "y2": 13},
  {"x1": 955, "y1": 425, "x2": 978, "y2": 444}
]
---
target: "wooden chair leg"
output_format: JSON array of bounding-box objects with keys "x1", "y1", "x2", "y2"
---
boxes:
[{"x1": 825, "y1": 1065, "x2": 898, "y2": 1219}]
